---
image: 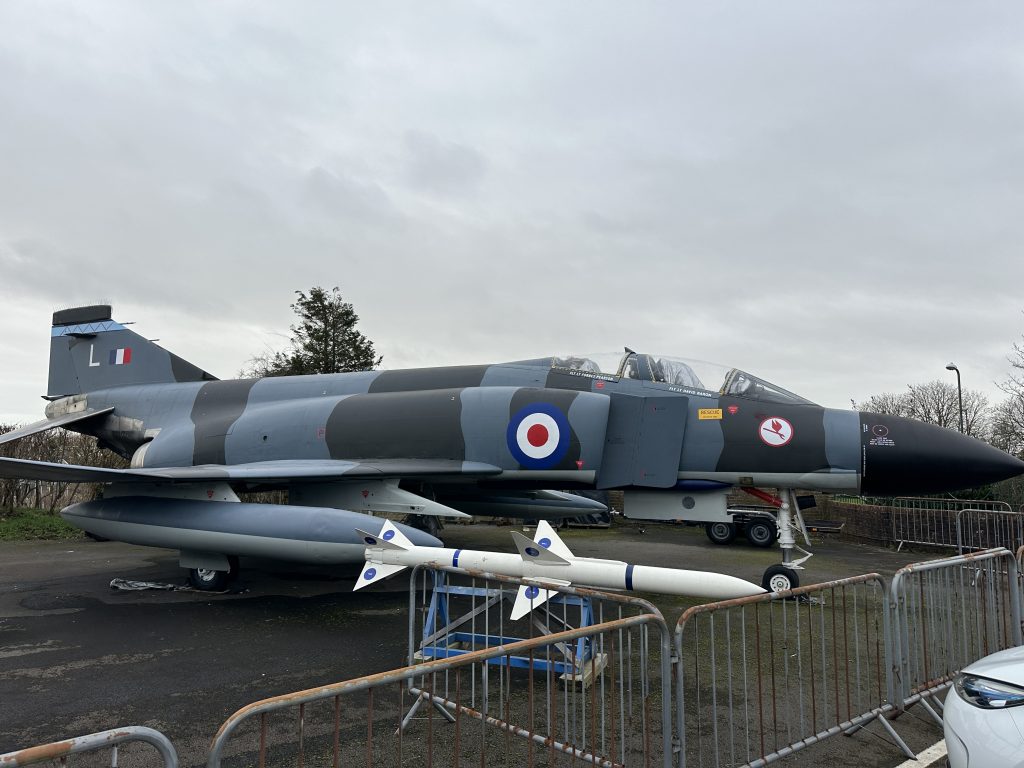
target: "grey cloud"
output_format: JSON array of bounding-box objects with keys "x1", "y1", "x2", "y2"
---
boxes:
[{"x1": 403, "y1": 131, "x2": 486, "y2": 196}]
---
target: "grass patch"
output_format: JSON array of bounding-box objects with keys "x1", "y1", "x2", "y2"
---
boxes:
[{"x1": 0, "y1": 508, "x2": 84, "y2": 541}]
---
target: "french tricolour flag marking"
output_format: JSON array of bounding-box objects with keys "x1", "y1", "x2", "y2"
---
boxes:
[{"x1": 109, "y1": 348, "x2": 132, "y2": 365}]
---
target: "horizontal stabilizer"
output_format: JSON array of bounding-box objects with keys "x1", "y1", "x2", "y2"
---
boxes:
[
  {"x1": 0, "y1": 408, "x2": 114, "y2": 447},
  {"x1": 354, "y1": 561, "x2": 407, "y2": 590},
  {"x1": 511, "y1": 531, "x2": 570, "y2": 565}
]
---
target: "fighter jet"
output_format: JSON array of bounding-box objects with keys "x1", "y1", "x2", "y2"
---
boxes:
[{"x1": 2, "y1": 305, "x2": 1021, "y2": 591}]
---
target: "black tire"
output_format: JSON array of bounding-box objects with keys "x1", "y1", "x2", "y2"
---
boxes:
[
  {"x1": 705, "y1": 522, "x2": 738, "y2": 545},
  {"x1": 406, "y1": 514, "x2": 442, "y2": 539},
  {"x1": 761, "y1": 565, "x2": 799, "y2": 593},
  {"x1": 189, "y1": 568, "x2": 229, "y2": 591},
  {"x1": 745, "y1": 519, "x2": 778, "y2": 548},
  {"x1": 188, "y1": 557, "x2": 238, "y2": 591},
  {"x1": 84, "y1": 532, "x2": 110, "y2": 542}
]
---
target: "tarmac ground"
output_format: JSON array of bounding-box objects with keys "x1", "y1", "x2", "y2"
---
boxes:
[{"x1": 0, "y1": 520, "x2": 951, "y2": 767}]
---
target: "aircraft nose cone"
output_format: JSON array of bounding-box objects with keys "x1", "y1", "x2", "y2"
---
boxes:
[{"x1": 860, "y1": 412, "x2": 1024, "y2": 496}]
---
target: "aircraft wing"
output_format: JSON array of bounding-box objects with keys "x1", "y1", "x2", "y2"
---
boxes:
[
  {"x1": 0, "y1": 408, "x2": 115, "y2": 447},
  {"x1": 0, "y1": 457, "x2": 503, "y2": 485}
]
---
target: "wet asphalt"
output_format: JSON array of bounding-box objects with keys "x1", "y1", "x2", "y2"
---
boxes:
[{"x1": 0, "y1": 520, "x2": 947, "y2": 767}]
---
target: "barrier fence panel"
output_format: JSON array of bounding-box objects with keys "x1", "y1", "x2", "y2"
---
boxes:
[
  {"x1": 956, "y1": 508, "x2": 1024, "y2": 555},
  {"x1": 673, "y1": 575, "x2": 908, "y2": 768},
  {"x1": 209, "y1": 569, "x2": 673, "y2": 768},
  {"x1": 0, "y1": 727, "x2": 178, "y2": 768},
  {"x1": 892, "y1": 497, "x2": 1011, "y2": 551},
  {"x1": 890, "y1": 548, "x2": 1023, "y2": 719}
]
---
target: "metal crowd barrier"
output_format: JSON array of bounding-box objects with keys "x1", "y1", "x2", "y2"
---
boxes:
[
  {"x1": 208, "y1": 566, "x2": 673, "y2": 768},
  {"x1": 889, "y1": 548, "x2": 1023, "y2": 723},
  {"x1": 0, "y1": 727, "x2": 178, "y2": 768},
  {"x1": 891, "y1": 497, "x2": 1011, "y2": 551},
  {"x1": 673, "y1": 574, "x2": 911, "y2": 768},
  {"x1": 13, "y1": 552, "x2": 1024, "y2": 768},
  {"x1": 956, "y1": 507, "x2": 1024, "y2": 554}
]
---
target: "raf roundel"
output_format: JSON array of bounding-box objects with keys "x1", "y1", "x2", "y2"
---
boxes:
[{"x1": 506, "y1": 403, "x2": 571, "y2": 469}]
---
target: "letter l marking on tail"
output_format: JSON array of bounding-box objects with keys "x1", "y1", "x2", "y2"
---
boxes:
[{"x1": 89, "y1": 344, "x2": 101, "y2": 367}]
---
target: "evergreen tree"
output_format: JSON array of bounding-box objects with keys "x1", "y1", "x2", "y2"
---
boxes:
[{"x1": 247, "y1": 287, "x2": 381, "y2": 377}]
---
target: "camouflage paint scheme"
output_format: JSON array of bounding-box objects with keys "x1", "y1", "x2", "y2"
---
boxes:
[{"x1": 2, "y1": 306, "x2": 1022, "y2": 576}]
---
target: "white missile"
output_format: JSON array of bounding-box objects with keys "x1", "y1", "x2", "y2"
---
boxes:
[{"x1": 355, "y1": 519, "x2": 765, "y2": 619}]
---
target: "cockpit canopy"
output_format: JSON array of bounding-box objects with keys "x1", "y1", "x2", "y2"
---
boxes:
[{"x1": 550, "y1": 351, "x2": 816, "y2": 406}]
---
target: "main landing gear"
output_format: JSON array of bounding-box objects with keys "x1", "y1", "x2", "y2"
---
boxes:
[
  {"x1": 406, "y1": 514, "x2": 443, "y2": 539},
  {"x1": 188, "y1": 556, "x2": 239, "y2": 591}
]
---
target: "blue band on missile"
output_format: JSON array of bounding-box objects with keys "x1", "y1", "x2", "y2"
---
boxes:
[
  {"x1": 625, "y1": 564, "x2": 635, "y2": 591},
  {"x1": 452, "y1": 549, "x2": 462, "y2": 567}
]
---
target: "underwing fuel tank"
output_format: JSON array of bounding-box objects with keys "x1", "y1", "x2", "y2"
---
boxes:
[
  {"x1": 356, "y1": 519, "x2": 764, "y2": 619},
  {"x1": 61, "y1": 498, "x2": 442, "y2": 564}
]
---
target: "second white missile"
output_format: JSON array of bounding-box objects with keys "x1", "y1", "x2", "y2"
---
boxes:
[{"x1": 356, "y1": 519, "x2": 764, "y2": 619}]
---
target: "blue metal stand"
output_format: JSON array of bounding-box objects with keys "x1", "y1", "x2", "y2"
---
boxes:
[{"x1": 417, "y1": 572, "x2": 596, "y2": 677}]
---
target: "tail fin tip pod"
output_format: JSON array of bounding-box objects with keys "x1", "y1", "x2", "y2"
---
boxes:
[{"x1": 48, "y1": 305, "x2": 217, "y2": 398}]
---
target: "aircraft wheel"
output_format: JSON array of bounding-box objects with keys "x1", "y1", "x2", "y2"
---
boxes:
[
  {"x1": 189, "y1": 558, "x2": 238, "y2": 591},
  {"x1": 745, "y1": 519, "x2": 778, "y2": 548},
  {"x1": 189, "y1": 568, "x2": 228, "y2": 591},
  {"x1": 407, "y1": 514, "x2": 442, "y2": 539},
  {"x1": 705, "y1": 522, "x2": 737, "y2": 545},
  {"x1": 761, "y1": 565, "x2": 799, "y2": 594}
]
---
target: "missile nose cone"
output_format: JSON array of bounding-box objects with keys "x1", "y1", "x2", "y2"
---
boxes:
[{"x1": 859, "y1": 412, "x2": 1024, "y2": 496}]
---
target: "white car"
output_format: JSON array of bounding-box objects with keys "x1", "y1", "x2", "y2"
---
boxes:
[{"x1": 945, "y1": 645, "x2": 1024, "y2": 768}]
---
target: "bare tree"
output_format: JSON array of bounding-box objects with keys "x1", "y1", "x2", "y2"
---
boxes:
[
  {"x1": 1, "y1": 424, "x2": 127, "y2": 513},
  {"x1": 855, "y1": 380, "x2": 990, "y2": 438},
  {"x1": 854, "y1": 391, "x2": 912, "y2": 417}
]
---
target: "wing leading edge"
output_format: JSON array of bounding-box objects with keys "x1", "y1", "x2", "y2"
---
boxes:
[{"x1": 0, "y1": 457, "x2": 503, "y2": 485}]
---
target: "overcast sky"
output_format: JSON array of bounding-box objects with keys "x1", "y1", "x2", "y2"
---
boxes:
[{"x1": 2, "y1": 2, "x2": 1023, "y2": 423}]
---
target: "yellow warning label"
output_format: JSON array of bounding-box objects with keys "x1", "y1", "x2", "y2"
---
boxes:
[{"x1": 698, "y1": 408, "x2": 723, "y2": 420}]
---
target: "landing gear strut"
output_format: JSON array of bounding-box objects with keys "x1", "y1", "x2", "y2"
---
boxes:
[{"x1": 760, "y1": 490, "x2": 811, "y2": 594}]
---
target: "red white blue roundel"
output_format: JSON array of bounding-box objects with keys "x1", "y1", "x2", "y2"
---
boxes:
[{"x1": 507, "y1": 403, "x2": 570, "y2": 469}]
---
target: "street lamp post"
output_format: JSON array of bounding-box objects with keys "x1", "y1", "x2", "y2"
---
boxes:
[{"x1": 946, "y1": 363, "x2": 964, "y2": 434}]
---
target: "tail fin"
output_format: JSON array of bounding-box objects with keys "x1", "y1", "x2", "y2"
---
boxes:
[
  {"x1": 47, "y1": 305, "x2": 217, "y2": 397},
  {"x1": 354, "y1": 520, "x2": 412, "y2": 590}
]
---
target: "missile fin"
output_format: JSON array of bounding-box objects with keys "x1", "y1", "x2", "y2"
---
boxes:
[
  {"x1": 534, "y1": 520, "x2": 574, "y2": 560},
  {"x1": 510, "y1": 582, "x2": 563, "y2": 620},
  {"x1": 355, "y1": 526, "x2": 407, "y2": 551},
  {"x1": 511, "y1": 530, "x2": 570, "y2": 564},
  {"x1": 356, "y1": 519, "x2": 414, "y2": 550},
  {"x1": 354, "y1": 561, "x2": 407, "y2": 590}
]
